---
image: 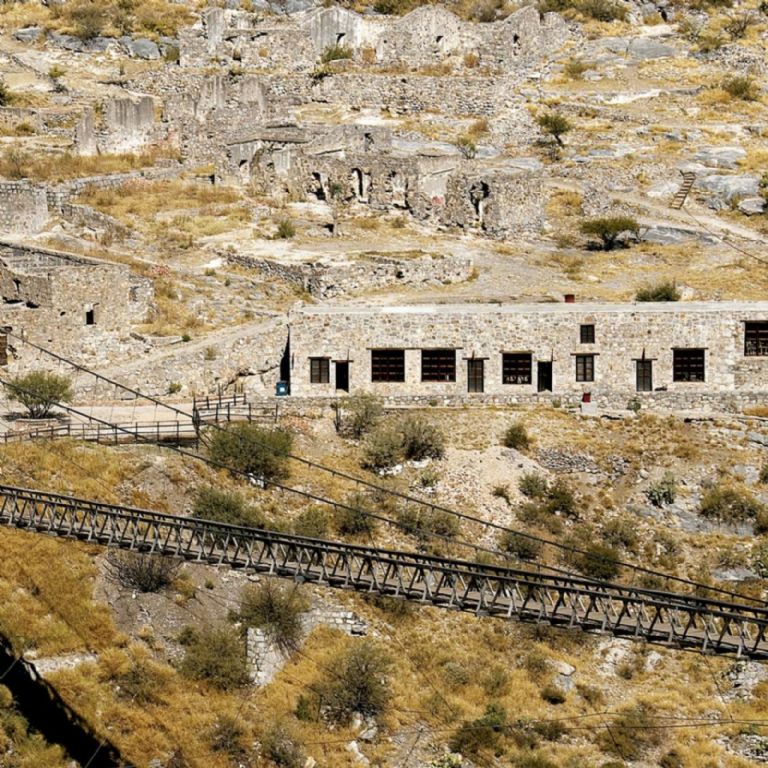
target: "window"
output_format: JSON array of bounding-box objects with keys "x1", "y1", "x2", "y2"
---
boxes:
[
  {"x1": 580, "y1": 324, "x2": 595, "y2": 344},
  {"x1": 371, "y1": 349, "x2": 405, "y2": 382},
  {"x1": 502, "y1": 353, "x2": 532, "y2": 385},
  {"x1": 309, "y1": 357, "x2": 330, "y2": 384},
  {"x1": 673, "y1": 348, "x2": 705, "y2": 382},
  {"x1": 575, "y1": 354, "x2": 595, "y2": 382},
  {"x1": 745, "y1": 322, "x2": 768, "y2": 357},
  {"x1": 421, "y1": 349, "x2": 456, "y2": 382},
  {"x1": 85, "y1": 309, "x2": 95, "y2": 326}
]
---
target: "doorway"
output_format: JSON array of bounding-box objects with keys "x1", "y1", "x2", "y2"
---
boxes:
[
  {"x1": 335, "y1": 361, "x2": 349, "y2": 392},
  {"x1": 636, "y1": 360, "x2": 653, "y2": 392},
  {"x1": 537, "y1": 361, "x2": 553, "y2": 392},
  {"x1": 467, "y1": 359, "x2": 484, "y2": 393}
]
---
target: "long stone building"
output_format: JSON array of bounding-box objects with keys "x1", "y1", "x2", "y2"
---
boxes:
[{"x1": 285, "y1": 302, "x2": 768, "y2": 410}]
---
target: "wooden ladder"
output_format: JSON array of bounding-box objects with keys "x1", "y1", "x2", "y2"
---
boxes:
[{"x1": 670, "y1": 171, "x2": 696, "y2": 210}]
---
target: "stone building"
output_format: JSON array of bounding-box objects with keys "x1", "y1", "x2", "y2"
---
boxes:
[
  {"x1": 285, "y1": 301, "x2": 768, "y2": 410},
  {"x1": 0, "y1": 241, "x2": 153, "y2": 366}
]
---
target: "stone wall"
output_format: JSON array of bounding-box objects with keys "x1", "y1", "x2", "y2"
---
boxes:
[
  {"x1": 226, "y1": 252, "x2": 472, "y2": 299},
  {"x1": 0, "y1": 182, "x2": 49, "y2": 234},
  {"x1": 247, "y1": 602, "x2": 367, "y2": 686},
  {"x1": 286, "y1": 302, "x2": 768, "y2": 406}
]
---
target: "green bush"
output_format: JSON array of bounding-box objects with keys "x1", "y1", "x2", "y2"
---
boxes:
[
  {"x1": 545, "y1": 479, "x2": 577, "y2": 517},
  {"x1": 578, "y1": 0, "x2": 628, "y2": 21},
  {"x1": 500, "y1": 530, "x2": 542, "y2": 561},
  {"x1": 602, "y1": 517, "x2": 638, "y2": 552},
  {"x1": 3, "y1": 370, "x2": 73, "y2": 419},
  {"x1": 455, "y1": 135, "x2": 477, "y2": 159},
  {"x1": 179, "y1": 626, "x2": 247, "y2": 690},
  {"x1": 645, "y1": 472, "x2": 677, "y2": 507},
  {"x1": 362, "y1": 426, "x2": 403, "y2": 470},
  {"x1": 208, "y1": 423, "x2": 293, "y2": 483},
  {"x1": 320, "y1": 43, "x2": 353, "y2": 63},
  {"x1": 0, "y1": 78, "x2": 9, "y2": 107},
  {"x1": 722, "y1": 75, "x2": 759, "y2": 101},
  {"x1": 503, "y1": 421, "x2": 531, "y2": 450},
  {"x1": 449, "y1": 703, "x2": 507, "y2": 759},
  {"x1": 340, "y1": 393, "x2": 382, "y2": 438},
  {"x1": 519, "y1": 472, "x2": 548, "y2": 498},
  {"x1": 537, "y1": 112, "x2": 573, "y2": 146},
  {"x1": 293, "y1": 506, "x2": 330, "y2": 538},
  {"x1": 275, "y1": 219, "x2": 296, "y2": 239},
  {"x1": 700, "y1": 485, "x2": 764, "y2": 523},
  {"x1": 319, "y1": 641, "x2": 392, "y2": 723},
  {"x1": 232, "y1": 581, "x2": 308, "y2": 651},
  {"x1": 397, "y1": 507, "x2": 459, "y2": 541},
  {"x1": 400, "y1": 415, "x2": 445, "y2": 460},
  {"x1": 68, "y1": 1, "x2": 109, "y2": 39},
  {"x1": 581, "y1": 215, "x2": 640, "y2": 251},
  {"x1": 635, "y1": 280, "x2": 681, "y2": 302},
  {"x1": 576, "y1": 543, "x2": 621, "y2": 581},
  {"x1": 335, "y1": 492, "x2": 378, "y2": 536},
  {"x1": 598, "y1": 703, "x2": 663, "y2": 760},
  {"x1": 193, "y1": 486, "x2": 260, "y2": 526}
]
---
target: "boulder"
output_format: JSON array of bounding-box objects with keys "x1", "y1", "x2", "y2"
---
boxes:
[
  {"x1": 696, "y1": 174, "x2": 760, "y2": 205},
  {"x1": 738, "y1": 197, "x2": 766, "y2": 216},
  {"x1": 641, "y1": 225, "x2": 718, "y2": 246},
  {"x1": 693, "y1": 147, "x2": 746, "y2": 170},
  {"x1": 126, "y1": 37, "x2": 161, "y2": 60},
  {"x1": 48, "y1": 32, "x2": 84, "y2": 52},
  {"x1": 14, "y1": 26, "x2": 42, "y2": 43}
]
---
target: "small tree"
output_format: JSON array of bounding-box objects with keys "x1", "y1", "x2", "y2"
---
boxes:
[
  {"x1": 4, "y1": 371, "x2": 73, "y2": 419},
  {"x1": 340, "y1": 393, "x2": 382, "y2": 438},
  {"x1": 319, "y1": 640, "x2": 392, "y2": 723},
  {"x1": 208, "y1": 423, "x2": 293, "y2": 483},
  {"x1": 232, "y1": 581, "x2": 308, "y2": 651},
  {"x1": 580, "y1": 215, "x2": 640, "y2": 251},
  {"x1": 400, "y1": 415, "x2": 445, "y2": 461},
  {"x1": 361, "y1": 425, "x2": 403, "y2": 471},
  {"x1": 537, "y1": 112, "x2": 573, "y2": 147}
]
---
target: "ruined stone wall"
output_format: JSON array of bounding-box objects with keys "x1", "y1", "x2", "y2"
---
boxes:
[
  {"x1": 0, "y1": 183, "x2": 49, "y2": 234},
  {"x1": 226, "y1": 252, "x2": 473, "y2": 299},
  {"x1": 287, "y1": 303, "x2": 768, "y2": 402}
]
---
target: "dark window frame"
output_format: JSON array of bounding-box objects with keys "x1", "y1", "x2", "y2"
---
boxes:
[
  {"x1": 575, "y1": 354, "x2": 595, "y2": 383},
  {"x1": 371, "y1": 349, "x2": 405, "y2": 383},
  {"x1": 580, "y1": 324, "x2": 595, "y2": 344},
  {"x1": 673, "y1": 348, "x2": 705, "y2": 383},
  {"x1": 309, "y1": 357, "x2": 330, "y2": 384},
  {"x1": 745, "y1": 321, "x2": 768, "y2": 357},
  {"x1": 502, "y1": 352, "x2": 533, "y2": 385},
  {"x1": 421, "y1": 348, "x2": 456, "y2": 382}
]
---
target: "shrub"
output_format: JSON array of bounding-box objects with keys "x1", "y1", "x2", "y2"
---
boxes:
[
  {"x1": 760, "y1": 465, "x2": 768, "y2": 484},
  {"x1": 492, "y1": 484, "x2": 512, "y2": 504},
  {"x1": 449, "y1": 703, "x2": 507, "y2": 759},
  {"x1": 598, "y1": 703, "x2": 663, "y2": 760},
  {"x1": 635, "y1": 280, "x2": 680, "y2": 302},
  {"x1": 320, "y1": 43, "x2": 353, "y2": 63},
  {"x1": 540, "y1": 683, "x2": 566, "y2": 704},
  {"x1": 233, "y1": 581, "x2": 308, "y2": 651},
  {"x1": 545, "y1": 479, "x2": 577, "y2": 517},
  {"x1": 576, "y1": 543, "x2": 621, "y2": 581},
  {"x1": 722, "y1": 75, "x2": 759, "y2": 101},
  {"x1": 500, "y1": 530, "x2": 542, "y2": 561},
  {"x1": 262, "y1": 722, "x2": 305, "y2": 768},
  {"x1": 362, "y1": 425, "x2": 403, "y2": 470},
  {"x1": 67, "y1": 0, "x2": 109, "y2": 39},
  {"x1": 751, "y1": 539, "x2": 768, "y2": 578},
  {"x1": 519, "y1": 472, "x2": 548, "y2": 498},
  {"x1": 537, "y1": 112, "x2": 573, "y2": 146},
  {"x1": 293, "y1": 506, "x2": 330, "y2": 538},
  {"x1": 208, "y1": 423, "x2": 293, "y2": 483},
  {"x1": 646, "y1": 472, "x2": 677, "y2": 507},
  {"x1": 397, "y1": 507, "x2": 459, "y2": 541},
  {"x1": 193, "y1": 486, "x2": 261, "y2": 527},
  {"x1": 700, "y1": 485, "x2": 764, "y2": 523},
  {"x1": 340, "y1": 393, "x2": 382, "y2": 438},
  {"x1": 724, "y1": 11, "x2": 755, "y2": 39},
  {"x1": 455, "y1": 135, "x2": 477, "y2": 159},
  {"x1": 319, "y1": 641, "x2": 392, "y2": 723},
  {"x1": 335, "y1": 492, "x2": 378, "y2": 536},
  {"x1": 0, "y1": 78, "x2": 9, "y2": 107},
  {"x1": 3, "y1": 370, "x2": 73, "y2": 419},
  {"x1": 564, "y1": 57, "x2": 589, "y2": 79},
  {"x1": 503, "y1": 421, "x2": 530, "y2": 450},
  {"x1": 602, "y1": 517, "x2": 638, "y2": 552},
  {"x1": 179, "y1": 626, "x2": 247, "y2": 690},
  {"x1": 209, "y1": 714, "x2": 246, "y2": 757},
  {"x1": 105, "y1": 551, "x2": 181, "y2": 592},
  {"x1": 401, "y1": 415, "x2": 445, "y2": 461},
  {"x1": 578, "y1": 0, "x2": 628, "y2": 21},
  {"x1": 48, "y1": 65, "x2": 66, "y2": 80},
  {"x1": 275, "y1": 219, "x2": 296, "y2": 239},
  {"x1": 580, "y1": 215, "x2": 640, "y2": 251},
  {"x1": 373, "y1": 0, "x2": 415, "y2": 13}
]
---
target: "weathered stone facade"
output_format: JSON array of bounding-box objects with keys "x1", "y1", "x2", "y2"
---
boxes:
[
  {"x1": 286, "y1": 302, "x2": 768, "y2": 408},
  {"x1": 0, "y1": 182, "x2": 49, "y2": 234},
  {"x1": 0, "y1": 241, "x2": 153, "y2": 365}
]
